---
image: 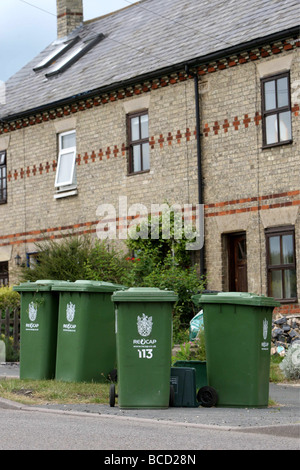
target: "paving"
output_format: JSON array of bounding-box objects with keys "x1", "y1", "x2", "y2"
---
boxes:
[{"x1": 0, "y1": 362, "x2": 299, "y2": 438}]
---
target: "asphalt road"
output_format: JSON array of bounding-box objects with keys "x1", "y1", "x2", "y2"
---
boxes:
[{"x1": 0, "y1": 406, "x2": 299, "y2": 450}]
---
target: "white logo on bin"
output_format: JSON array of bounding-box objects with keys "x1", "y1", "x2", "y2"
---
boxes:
[
  {"x1": 28, "y1": 302, "x2": 37, "y2": 322},
  {"x1": 134, "y1": 314, "x2": 156, "y2": 359},
  {"x1": 25, "y1": 302, "x2": 39, "y2": 331},
  {"x1": 263, "y1": 318, "x2": 268, "y2": 340},
  {"x1": 137, "y1": 313, "x2": 153, "y2": 337},
  {"x1": 261, "y1": 318, "x2": 269, "y2": 351},
  {"x1": 63, "y1": 302, "x2": 76, "y2": 332},
  {"x1": 66, "y1": 302, "x2": 75, "y2": 322}
]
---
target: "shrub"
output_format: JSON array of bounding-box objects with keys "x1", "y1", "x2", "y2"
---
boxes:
[
  {"x1": 19, "y1": 235, "x2": 93, "y2": 282},
  {"x1": 126, "y1": 206, "x2": 194, "y2": 269},
  {"x1": 0, "y1": 287, "x2": 20, "y2": 311},
  {"x1": 124, "y1": 252, "x2": 205, "y2": 341},
  {"x1": 83, "y1": 241, "x2": 131, "y2": 285},
  {"x1": 142, "y1": 255, "x2": 205, "y2": 328},
  {"x1": 18, "y1": 235, "x2": 131, "y2": 285},
  {"x1": 172, "y1": 330, "x2": 206, "y2": 363},
  {"x1": 125, "y1": 206, "x2": 206, "y2": 336}
]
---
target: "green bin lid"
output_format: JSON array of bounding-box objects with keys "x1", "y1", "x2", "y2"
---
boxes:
[
  {"x1": 13, "y1": 280, "x2": 62, "y2": 292},
  {"x1": 51, "y1": 280, "x2": 126, "y2": 293},
  {"x1": 112, "y1": 287, "x2": 178, "y2": 302},
  {"x1": 192, "y1": 292, "x2": 280, "y2": 307}
]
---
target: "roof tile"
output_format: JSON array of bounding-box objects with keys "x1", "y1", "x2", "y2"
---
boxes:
[{"x1": 1, "y1": 0, "x2": 299, "y2": 119}]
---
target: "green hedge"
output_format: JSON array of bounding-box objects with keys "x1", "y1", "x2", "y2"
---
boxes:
[{"x1": 0, "y1": 287, "x2": 20, "y2": 311}]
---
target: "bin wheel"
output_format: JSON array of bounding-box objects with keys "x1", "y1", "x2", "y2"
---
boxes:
[
  {"x1": 197, "y1": 386, "x2": 218, "y2": 408},
  {"x1": 109, "y1": 384, "x2": 117, "y2": 407},
  {"x1": 169, "y1": 385, "x2": 175, "y2": 407}
]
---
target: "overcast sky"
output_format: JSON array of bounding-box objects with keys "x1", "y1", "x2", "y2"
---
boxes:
[{"x1": 0, "y1": 0, "x2": 139, "y2": 82}]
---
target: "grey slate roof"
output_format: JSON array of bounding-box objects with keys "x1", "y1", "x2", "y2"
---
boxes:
[{"x1": 1, "y1": 0, "x2": 299, "y2": 120}]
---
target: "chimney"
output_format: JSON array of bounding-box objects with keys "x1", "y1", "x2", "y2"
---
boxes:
[{"x1": 56, "y1": 0, "x2": 83, "y2": 38}]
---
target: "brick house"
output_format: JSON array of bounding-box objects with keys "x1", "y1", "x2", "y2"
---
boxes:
[{"x1": 0, "y1": 0, "x2": 299, "y2": 315}]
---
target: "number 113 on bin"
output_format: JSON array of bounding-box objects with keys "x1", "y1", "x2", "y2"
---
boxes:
[
  {"x1": 133, "y1": 314, "x2": 157, "y2": 359},
  {"x1": 137, "y1": 348, "x2": 153, "y2": 359},
  {"x1": 133, "y1": 341, "x2": 157, "y2": 359}
]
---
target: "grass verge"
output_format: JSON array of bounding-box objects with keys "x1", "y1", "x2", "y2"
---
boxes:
[
  {"x1": 0, "y1": 378, "x2": 110, "y2": 405},
  {"x1": 0, "y1": 357, "x2": 296, "y2": 407}
]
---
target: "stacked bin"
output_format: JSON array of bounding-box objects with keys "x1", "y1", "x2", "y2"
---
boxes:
[
  {"x1": 192, "y1": 292, "x2": 280, "y2": 407},
  {"x1": 111, "y1": 287, "x2": 178, "y2": 409},
  {"x1": 170, "y1": 367, "x2": 198, "y2": 407},
  {"x1": 52, "y1": 280, "x2": 125, "y2": 383},
  {"x1": 173, "y1": 360, "x2": 208, "y2": 391},
  {"x1": 13, "y1": 280, "x2": 61, "y2": 380}
]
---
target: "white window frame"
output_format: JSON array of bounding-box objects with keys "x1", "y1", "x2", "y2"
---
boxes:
[{"x1": 55, "y1": 130, "x2": 77, "y2": 189}]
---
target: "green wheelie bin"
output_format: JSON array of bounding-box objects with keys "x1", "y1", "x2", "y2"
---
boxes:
[
  {"x1": 53, "y1": 280, "x2": 125, "y2": 383},
  {"x1": 170, "y1": 366, "x2": 199, "y2": 407},
  {"x1": 13, "y1": 280, "x2": 61, "y2": 380},
  {"x1": 192, "y1": 292, "x2": 280, "y2": 407},
  {"x1": 173, "y1": 360, "x2": 208, "y2": 391},
  {"x1": 111, "y1": 287, "x2": 178, "y2": 409}
]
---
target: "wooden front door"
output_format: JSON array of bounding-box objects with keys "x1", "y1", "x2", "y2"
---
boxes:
[{"x1": 228, "y1": 233, "x2": 248, "y2": 292}]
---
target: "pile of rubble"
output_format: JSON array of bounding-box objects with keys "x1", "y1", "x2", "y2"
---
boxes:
[{"x1": 271, "y1": 314, "x2": 300, "y2": 356}]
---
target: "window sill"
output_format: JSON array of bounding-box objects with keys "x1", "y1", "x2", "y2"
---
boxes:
[
  {"x1": 127, "y1": 169, "x2": 150, "y2": 177},
  {"x1": 275, "y1": 298, "x2": 298, "y2": 304},
  {"x1": 54, "y1": 187, "x2": 78, "y2": 199},
  {"x1": 262, "y1": 139, "x2": 293, "y2": 150}
]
